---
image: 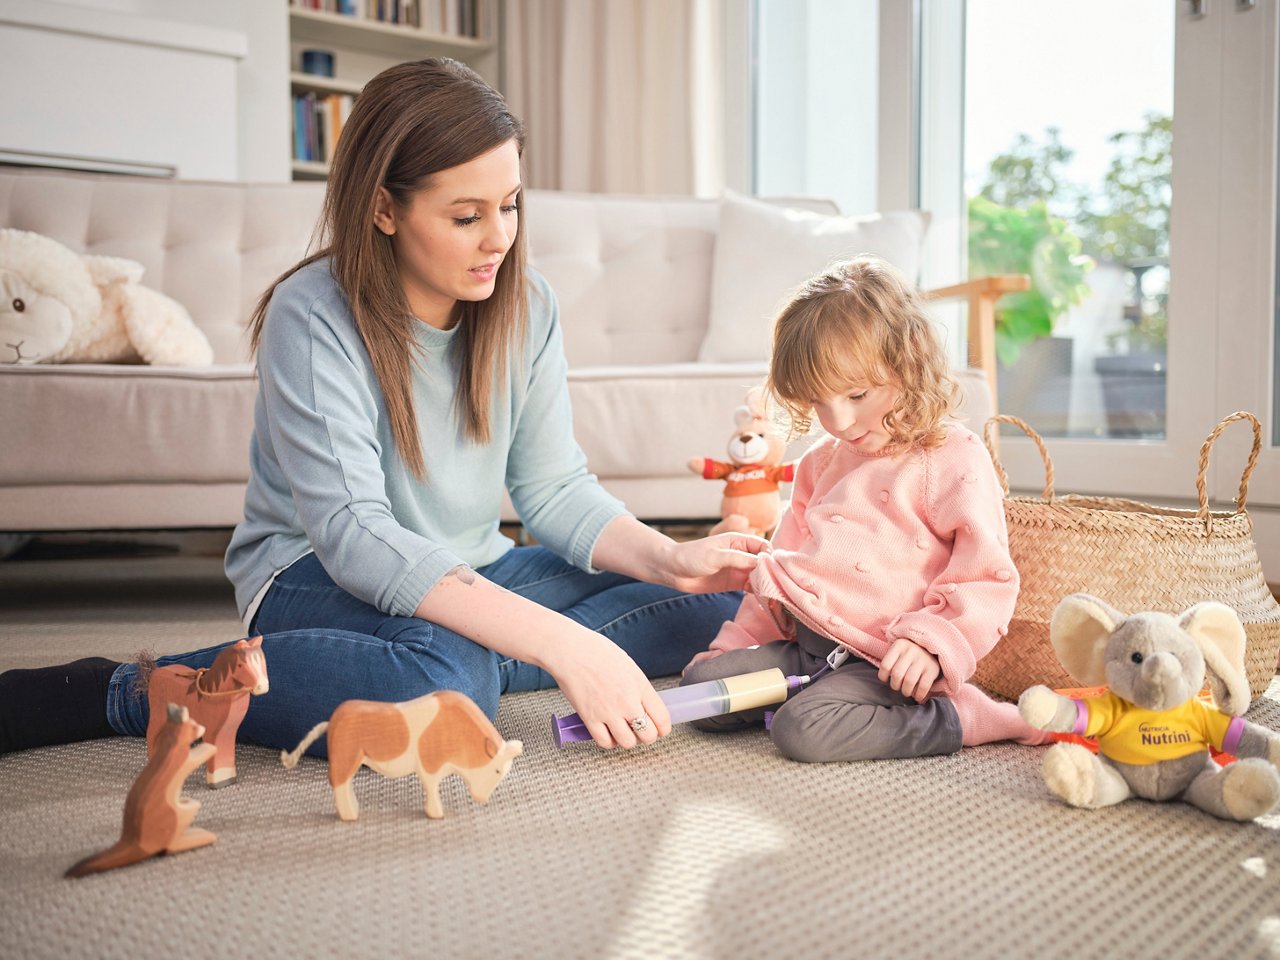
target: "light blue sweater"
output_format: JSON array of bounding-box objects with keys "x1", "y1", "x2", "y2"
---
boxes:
[{"x1": 224, "y1": 258, "x2": 628, "y2": 619}]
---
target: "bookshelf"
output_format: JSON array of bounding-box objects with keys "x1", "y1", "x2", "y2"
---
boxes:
[{"x1": 288, "y1": 2, "x2": 499, "y2": 180}]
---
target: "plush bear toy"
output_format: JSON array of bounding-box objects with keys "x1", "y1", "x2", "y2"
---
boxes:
[
  {"x1": 0, "y1": 228, "x2": 212, "y2": 366},
  {"x1": 688, "y1": 385, "x2": 795, "y2": 538},
  {"x1": 1018, "y1": 593, "x2": 1280, "y2": 822}
]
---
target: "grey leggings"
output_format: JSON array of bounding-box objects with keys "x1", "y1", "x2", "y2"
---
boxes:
[{"x1": 681, "y1": 624, "x2": 962, "y2": 763}]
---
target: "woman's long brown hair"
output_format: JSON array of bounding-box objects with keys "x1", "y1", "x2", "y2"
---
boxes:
[{"x1": 248, "y1": 58, "x2": 528, "y2": 478}]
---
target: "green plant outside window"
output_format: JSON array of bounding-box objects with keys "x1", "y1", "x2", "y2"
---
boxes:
[{"x1": 967, "y1": 196, "x2": 1093, "y2": 368}]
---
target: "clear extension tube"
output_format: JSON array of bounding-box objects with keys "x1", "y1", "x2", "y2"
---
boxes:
[{"x1": 551, "y1": 667, "x2": 805, "y2": 747}]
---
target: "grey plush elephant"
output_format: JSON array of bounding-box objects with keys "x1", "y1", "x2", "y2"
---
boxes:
[{"x1": 1018, "y1": 593, "x2": 1280, "y2": 822}]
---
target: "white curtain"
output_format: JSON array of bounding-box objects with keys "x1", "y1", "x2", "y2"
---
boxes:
[{"x1": 501, "y1": 0, "x2": 724, "y2": 195}]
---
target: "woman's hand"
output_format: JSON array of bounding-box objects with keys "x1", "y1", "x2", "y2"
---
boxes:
[
  {"x1": 591, "y1": 517, "x2": 768, "y2": 594},
  {"x1": 656, "y1": 532, "x2": 769, "y2": 593},
  {"x1": 414, "y1": 568, "x2": 671, "y2": 750},
  {"x1": 545, "y1": 628, "x2": 673, "y2": 749},
  {"x1": 878, "y1": 638, "x2": 941, "y2": 703}
]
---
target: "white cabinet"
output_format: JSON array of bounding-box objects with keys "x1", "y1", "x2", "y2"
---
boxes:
[{"x1": 0, "y1": 0, "x2": 246, "y2": 180}]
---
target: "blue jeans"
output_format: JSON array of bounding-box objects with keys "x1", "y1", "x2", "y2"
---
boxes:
[{"x1": 107, "y1": 547, "x2": 739, "y2": 756}]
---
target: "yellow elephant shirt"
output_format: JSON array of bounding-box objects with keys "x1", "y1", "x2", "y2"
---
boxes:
[{"x1": 1075, "y1": 691, "x2": 1240, "y2": 766}]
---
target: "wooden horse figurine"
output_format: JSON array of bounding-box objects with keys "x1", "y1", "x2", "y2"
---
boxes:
[
  {"x1": 67, "y1": 704, "x2": 217, "y2": 877},
  {"x1": 146, "y1": 636, "x2": 268, "y2": 788},
  {"x1": 280, "y1": 690, "x2": 523, "y2": 821}
]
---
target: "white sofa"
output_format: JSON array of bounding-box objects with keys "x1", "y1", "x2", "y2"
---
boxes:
[{"x1": 0, "y1": 168, "x2": 999, "y2": 532}]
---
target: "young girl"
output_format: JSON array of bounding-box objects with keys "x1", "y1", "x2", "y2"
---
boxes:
[
  {"x1": 0, "y1": 58, "x2": 765, "y2": 757},
  {"x1": 681, "y1": 256, "x2": 1047, "y2": 761}
]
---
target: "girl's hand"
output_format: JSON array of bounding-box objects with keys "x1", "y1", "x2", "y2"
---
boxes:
[
  {"x1": 658, "y1": 533, "x2": 769, "y2": 594},
  {"x1": 878, "y1": 638, "x2": 940, "y2": 703},
  {"x1": 546, "y1": 628, "x2": 673, "y2": 749}
]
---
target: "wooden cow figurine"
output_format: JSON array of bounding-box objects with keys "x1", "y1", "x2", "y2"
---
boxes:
[
  {"x1": 280, "y1": 690, "x2": 523, "y2": 821},
  {"x1": 67, "y1": 704, "x2": 217, "y2": 877},
  {"x1": 146, "y1": 636, "x2": 269, "y2": 788}
]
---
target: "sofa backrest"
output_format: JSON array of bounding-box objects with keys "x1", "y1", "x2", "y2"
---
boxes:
[
  {"x1": 0, "y1": 169, "x2": 326, "y2": 365},
  {"x1": 525, "y1": 190, "x2": 839, "y2": 368},
  {"x1": 0, "y1": 169, "x2": 838, "y2": 368},
  {"x1": 524, "y1": 190, "x2": 717, "y2": 368}
]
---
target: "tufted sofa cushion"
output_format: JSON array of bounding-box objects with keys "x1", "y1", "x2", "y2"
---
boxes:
[
  {"x1": 0, "y1": 173, "x2": 327, "y2": 366},
  {"x1": 524, "y1": 190, "x2": 839, "y2": 368},
  {"x1": 524, "y1": 191, "x2": 719, "y2": 367}
]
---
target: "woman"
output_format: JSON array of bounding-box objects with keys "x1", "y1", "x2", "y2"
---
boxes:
[{"x1": 0, "y1": 59, "x2": 763, "y2": 756}]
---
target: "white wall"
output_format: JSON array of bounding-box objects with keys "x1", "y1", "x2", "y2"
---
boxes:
[{"x1": 0, "y1": 0, "x2": 289, "y2": 181}]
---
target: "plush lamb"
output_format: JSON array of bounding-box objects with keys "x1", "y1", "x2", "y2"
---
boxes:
[{"x1": 0, "y1": 228, "x2": 213, "y2": 366}]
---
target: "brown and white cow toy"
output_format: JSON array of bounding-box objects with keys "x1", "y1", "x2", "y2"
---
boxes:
[{"x1": 280, "y1": 691, "x2": 523, "y2": 821}]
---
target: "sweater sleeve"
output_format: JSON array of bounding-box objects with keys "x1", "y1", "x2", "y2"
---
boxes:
[
  {"x1": 882, "y1": 432, "x2": 1019, "y2": 695},
  {"x1": 256, "y1": 281, "x2": 463, "y2": 617},
  {"x1": 709, "y1": 592, "x2": 788, "y2": 652},
  {"x1": 504, "y1": 274, "x2": 628, "y2": 572}
]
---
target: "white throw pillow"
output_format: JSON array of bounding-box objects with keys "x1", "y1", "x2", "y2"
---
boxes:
[{"x1": 699, "y1": 191, "x2": 929, "y2": 363}]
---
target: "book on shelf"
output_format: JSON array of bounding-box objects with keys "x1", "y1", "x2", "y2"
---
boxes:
[
  {"x1": 290, "y1": 0, "x2": 493, "y2": 38},
  {"x1": 292, "y1": 91, "x2": 356, "y2": 166},
  {"x1": 293, "y1": 96, "x2": 308, "y2": 164}
]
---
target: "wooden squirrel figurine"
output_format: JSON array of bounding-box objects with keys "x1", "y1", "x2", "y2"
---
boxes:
[{"x1": 66, "y1": 703, "x2": 218, "y2": 877}]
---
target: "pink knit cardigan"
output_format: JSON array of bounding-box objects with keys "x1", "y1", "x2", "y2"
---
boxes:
[{"x1": 708, "y1": 424, "x2": 1018, "y2": 697}]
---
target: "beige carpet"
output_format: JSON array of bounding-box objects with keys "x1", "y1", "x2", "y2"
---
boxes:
[{"x1": 2, "y1": 553, "x2": 1280, "y2": 960}]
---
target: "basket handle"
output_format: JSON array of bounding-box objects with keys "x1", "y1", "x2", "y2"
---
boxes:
[
  {"x1": 1195, "y1": 411, "x2": 1261, "y2": 533},
  {"x1": 983, "y1": 415, "x2": 1055, "y2": 499}
]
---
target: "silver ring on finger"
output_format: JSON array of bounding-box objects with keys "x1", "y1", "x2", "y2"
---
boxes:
[{"x1": 629, "y1": 715, "x2": 650, "y2": 733}]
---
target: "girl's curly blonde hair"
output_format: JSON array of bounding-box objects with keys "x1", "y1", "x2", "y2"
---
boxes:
[{"x1": 766, "y1": 256, "x2": 959, "y2": 450}]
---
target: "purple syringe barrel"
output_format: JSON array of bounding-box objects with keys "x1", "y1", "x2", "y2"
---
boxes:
[
  {"x1": 551, "y1": 667, "x2": 799, "y2": 747},
  {"x1": 663, "y1": 680, "x2": 732, "y2": 725}
]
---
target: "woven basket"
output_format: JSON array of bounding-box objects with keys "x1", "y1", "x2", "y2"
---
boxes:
[{"x1": 977, "y1": 411, "x2": 1280, "y2": 704}]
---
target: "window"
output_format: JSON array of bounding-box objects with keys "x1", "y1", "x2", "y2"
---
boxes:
[{"x1": 749, "y1": 0, "x2": 1279, "y2": 573}]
